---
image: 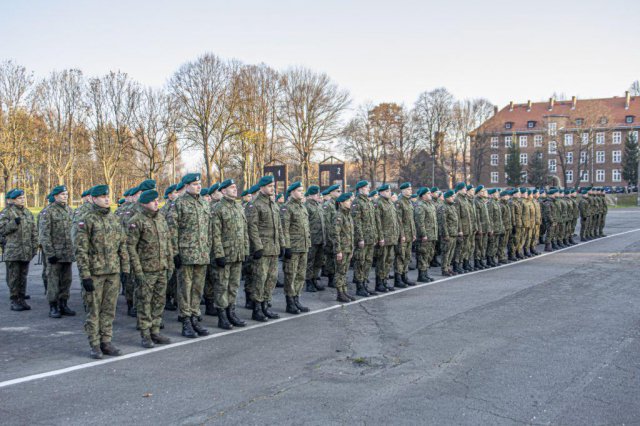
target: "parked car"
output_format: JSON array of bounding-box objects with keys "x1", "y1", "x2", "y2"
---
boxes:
[
  {"x1": 603, "y1": 186, "x2": 613, "y2": 194},
  {"x1": 613, "y1": 186, "x2": 626, "y2": 194}
]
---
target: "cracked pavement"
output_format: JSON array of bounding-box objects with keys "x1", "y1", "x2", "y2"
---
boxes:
[{"x1": 1, "y1": 208, "x2": 639, "y2": 425}]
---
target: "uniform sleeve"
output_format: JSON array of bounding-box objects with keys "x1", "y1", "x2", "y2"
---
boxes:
[
  {"x1": 212, "y1": 209, "x2": 225, "y2": 259},
  {"x1": 245, "y1": 203, "x2": 263, "y2": 252},
  {"x1": 74, "y1": 219, "x2": 92, "y2": 279},
  {"x1": 277, "y1": 206, "x2": 286, "y2": 249},
  {"x1": 243, "y1": 211, "x2": 250, "y2": 258},
  {"x1": 118, "y1": 225, "x2": 130, "y2": 274},
  {"x1": 333, "y1": 215, "x2": 342, "y2": 254},
  {"x1": 39, "y1": 211, "x2": 54, "y2": 256},
  {"x1": 351, "y1": 202, "x2": 363, "y2": 242},
  {"x1": 281, "y1": 206, "x2": 291, "y2": 248},
  {"x1": 395, "y1": 202, "x2": 405, "y2": 239},
  {"x1": 0, "y1": 210, "x2": 18, "y2": 237},
  {"x1": 414, "y1": 204, "x2": 426, "y2": 238},
  {"x1": 437, "y1": 206, "x2": 447, "y2": 238},
  {"x1": 126, "y1": 219, "x2": 143, "y2": 276}
]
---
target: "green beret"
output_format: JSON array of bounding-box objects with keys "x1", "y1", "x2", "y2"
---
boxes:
[
  {"x1": 118, "y1": 198, "x2": 125, "y2": 205},
  {"x1": 305, "y1": 185, "x2": 320, "y2": 196},
  {"x1": 399, "y1": 182, "x2": 412, "y2": 190},
  {"x1": 176, "y1": 182, "x2": 185, "y2": 191},
  {"x1": 355, "y1": 180, "x2": 369, "y2": 190},
  {"x1": 454, "y1": 182, "x2": 466, "y2": 192},
  {"x1": 499, "y1": 190, "x2": 508, "y2": 197},
  {"x1": 138, "y1": 179, "x2": 156, "y2": 192},
  {"x1": 240, "y1": 189, "x2": 248, "y2": 197},
  {"x1": 564, "y1": 189, "x2": 571, "y2": 195},
  {"x1": 287, "y1": 181, "x2": 302, "y2": 195},
  {"x1": 50, "y1": 185, "x2": 67, "y2": 196},
  {"x1": 519, "y1": 187, "x2": 526, "y2": 193},
  {"x1": 368, "y1": 190, "x2": 378, "y2": 197},
  {"x1": 410, "y1": 194, "x2": 418, "y2": 199},
  {"x1": 249, "y1": 184, "x2": 260, "y2": 195},
  {"x1": 181, "y1": 173, "x2": 201, "y2": 185},
  {"x1": 258, "y1": 175, "x2": 274, "y2": 187},
  {"x1": 443, "y1": 190, "x2": 455, "y2": 199},
  {"x1": 548, "y1": 188, "x2": 558, "y2": 195},
  {"x1": 164, "y1": 184, "x2": 177, "y2": 198},
  {"x1": 47, "y1": 194, "x2": 55, "y2": 203},
  {"x1": 532, "y1": 189, "x2": 538, "y2": 194},
  {"x1": 378, "y1": 184, "x2": 390, "y2": 192},
  {"x1": 476, "y1": 185, "x2": 485, "y2": 193},
  {"x1": 336, "y1": 192, "x2": 353, "y2": 203},
  {"x1": 539, "y1": 189, "x2": 546, "y2": 194},
  {"x1": 200, "y1": 188, "x2": 208, "y2": 196},
  {"x1": 466, "y1": 184, "x2": 473, "y2": 191},
  {"x1": 326, "y1": 184, "x2": 340, "y2": 194},
  {"x1": 90, "y1": 185, "x2": 109, "y2": 197},
  {"x1": 7, "y1": 189, "x2": 24, "y2": 199},
  {"x1": 139, "y1": 189, "x2": 158, "y2": 204},
  {"x1": 416, "y1": 187, "x2": 429, "y2": 197},
  {"x1": 431, "y1": 186, "x2": 439, "y2": 193},
  {"x1": 487, "y1": 188, "x2": 497, "y2": 195},
  {"x1": 209, "y1": 183, "x2": 220, "y2": 193},
  {"x1": 219, "y1": 179, "x2": 234, "y2": 191},
  {"x1": 81, "y1": 189, "x2": 91, "y2": 198},
  {"x1": 275, "y1": 193, "x2": 284, "y2": 201}
]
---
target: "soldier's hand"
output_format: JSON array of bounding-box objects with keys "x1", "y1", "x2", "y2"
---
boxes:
[
  {"x1": 253, "y1": 249, "x2": 263, "y2": 260},
  {"x1": 422, "y1": 236, "x2": 428, "y2": 242},
  {"x1": 458, "y1": 232, "x2": 463, "y2": 237},
  {"x1": 173, "y1": 255, "x2": 182, "y2": 270},
  {"x1": 279, "y1": 248, "x2": 284, "y2": 258},
  {"x1": 82, "y1": 278, "x2": 95, "y2": 292},
  {"x1": 284, "y1": 248, "x2": 292, "y2": 259},
  {"x1": 401, "y1": 236, "x2": 406, "y2": 243},
  {"x1": 48, "y1": 256, "x2": 59, "y2": 264},
  {"x1": 379, "y1": 239, "x2": 385, "y2": 247},
  {"x1": 456, "y1": 235, "x2": 463, "y2": 241},
  {"x1": 358, "y1": 240, "x2": 365, "y2": 249},
  {"x1": 336, "y1": 252, "x2": 343, "y2": 262},
  {"x1": 14, "y1": 217, "x2": 21, "y2": 225},
  {"x1": 244, "y1": 255, "x2": 250, "y2": 263},
  {"x1": 215, "y1": 257, "x2": 226, "y2": 268}
]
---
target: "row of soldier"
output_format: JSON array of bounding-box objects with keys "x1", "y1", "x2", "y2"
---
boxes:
[{"x1": 0, "y1": 176, "x2": 608, "y2": 359}]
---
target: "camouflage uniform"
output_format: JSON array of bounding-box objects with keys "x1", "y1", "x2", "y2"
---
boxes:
[
  {"x1": 487, "y1": 198, "x2": 504, "y2": 262},
  {"x1": 579, "y1": 195, "x2": 592, "y2": 240},
  {"x1": 322, "y1": 198, "x2": 338, "y2": 281},
  {"x1": 280, "y1": 197, "x2": 310, "y2": 297},
  {"x1": 395, "y1": 195, "x2": 416, "y2": 277},
  {"x1": 375, "y1": 196, "x2": 399, "y2": 283},
  {"x1": 333, "y1": 203, "x2": 354, "y2": 294},
  {"x1": 0, "y1": 204, "x2": 38, "y2": 303},
  {"x1": 437, "y1": 200, "x2": 459, "y2": 274},
  {"x1": 75, "y1": 204, "x2": 130, "y2": 348},
  {"x1": 351, "y1": 193, "x2": 378, "y2": 284},
  {"x1": 39, "y1": 201, "x2": 74, "y2": 304},
  {"x1": 37, "y1": 203, "x2": 52, "y2": 293},
  {"x1": 499, "y1": 198, "x2": 512, "y2": 262},
  {"x1": 531, "y1": 197, "x2": 542, "y2": 251},
  {"x1": 204, "y1": 199, "x2": 220, "y2": 308},
  {"x1": 509, "y1": 198, "x2": 523, "y2": 258},
  {"x1": 305, "y1": 197, "x2": 326, "y2": 284},
  {"x1": 160, "y1": 200, "x2": 178, "y2": 306},
  {"x1": 455, "y1": 193, "x2": 476, "y2": 267},
  {"x1": 414, "y1": 197, "x2": 438, "y2": 273},
  {"x1": 474, "y1": 197, "x2": 491, "y2": 264},
  {"x1": 541, "y1": 197, "x2": 557, "y2": 247}
]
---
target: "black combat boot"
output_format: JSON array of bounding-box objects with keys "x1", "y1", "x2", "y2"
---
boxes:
[
  {"x1": 394, "y1": 273, "x2": 407, "y2": 288},
  {"x1": 141, "y1": 335, "x2": 155, "y2": 349},
  {"x1": 90, "y1": 345, "x2": 103, "y2": 359},
  {"x1": 313, "y1": 277, "x2": 325, "y2": 291},
  {"x1": 463, "y1": 260, "x2": 473, "y2": 271},
  {"x1": 375, "y1": 277, "x2": 387, "y2": 293},
  {"x1": 294, "y1": 296, "x2": 310, "y2": 312},
  {"x1": 327, "y1": 274, "x2": 336, "y2": 288},
  {"x1": 552, "y1": 241, "x2": 559, "y2": 250},
  {"x1": 355, "y1": 281, "x2": 370, "y2": 297},
  {"x1": 286, "y1": 295, "x2": 300, "y2": 314},
  {"x1": 49, "y1": 302, "x2": 61, "y2": 318},
  {"x1": 417, "y1": 270, "x2": 429, "y2": 283},
  {"x1": 181, "y1": 317, "x2": 197, "y2": 338},
  {"x1": 452, "y1": 261, "x2": 460, "y2": 273},
  {"x1": 191, "y1": 316, "x2": 210, "y2": 336},
  {"x1": 205, "y1": 299, "x2": 217, "y2": 316},
  {"x1": 276, "y1": 279, "x2": 284, "y2": 288},
  {"x1": 100, "y1": 342, "x2": 122, "y2": 356},
  {"x1": 216, "y1": 308, "x2": 233, "y2": 329},
  {"x1": 384, "y1": 279, "x2": 396, "y2": 291},
  {"x1": 336, "y1": 290, "x2": 351, "y2": 303},
  {"x1": 18, "y1": 297, "x2": 31, "y2": 310},
  {"x1": 569, "y1": 236, "x2": 576, "y2": 245},
  {"x1": 59, "y1": 299, "x2": 76, "y2": 316},
  {"x1": 127, "y1": 300, "x2": 137, "y2": 318},
  {"x1": 261, "y1": 301, "x2": 280, "y2": 319},
  {"x1": 165, "y1": 296, "x2": 177, "y2": 311},
  {"x1": 305, "y1": 279, "x2": 317, "y2": 293},
  {"x1": 252, "y1": 302, "x2": 268, "y2": 322},
  {"x1": 150, "y1": 333, "x2": 171, "y2": 344},
  {"x1": 531, "y1": 247, "x2": 540, "y2": 255},
  {"x1": 10, "y1": 298, "x2": 25, "y2": 311},
  {"x1": 544, "y1": 243, "x2": 552, "y2": 252},
  {"x1": 362, "y1": 279, "x2": 377, "y2": 296},
  {"x1": 402, "y1": 273, "x2": 416, "y2": 286},
  {"x1": 245, "y1": 290, "x2": 254, "y2": 310},
  {"x1": 226, "y1": 305, "x2": 246, "y2": 327},
  {"x1": 508, "y1": 251, "x2": 517, "y2": 261}
]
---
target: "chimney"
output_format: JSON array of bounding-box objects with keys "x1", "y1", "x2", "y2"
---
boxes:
[
  {"x1": 509, "y1": 101, "x2": 514, "y2": 112},
  {"x1": 548, "y1": 97, "x2": 555, "y2": 111},
  {"x1": 493, "y1": 106, "x2": 498, "y2": 116},
  {"x1": 527, "y1": 100, "x2": 531, "y2": 112},
  {"x1": 625, "y1": 91, "x2": 631, "y2": 110},
  {"x1": 571, "y1": 96, "x2": 576, "y2": 110}
]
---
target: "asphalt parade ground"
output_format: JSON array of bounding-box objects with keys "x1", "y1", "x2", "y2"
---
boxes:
[{"x1": 1, "y1": 208, "x2": 639, "y2": 425}]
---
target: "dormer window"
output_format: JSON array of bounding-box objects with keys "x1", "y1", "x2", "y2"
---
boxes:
[
  {"x1": 626, "y1": 115, "x2": 634, "y2": 124},
  {"x1": 599, "y1": 116, "x2": 608, "y2": 125},
  {"x1": 527, "y1": 121, "x2": 536, "y2": 128},
  {"x1": 505, "y1": 122, "x2": 513, "y2": 129},
  {"x1": 575, "y1": 118, "x2": 584, "y2": 126}
]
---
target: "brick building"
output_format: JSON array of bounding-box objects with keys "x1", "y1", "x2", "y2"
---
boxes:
[{"x1": 471, "y1": 93, "x2": 640, "y2": 187}]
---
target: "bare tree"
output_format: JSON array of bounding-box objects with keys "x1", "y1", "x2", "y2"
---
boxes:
[
  {"x1": 629, "y1": 80, "x2": 640, "y2": 96},
  {"x1": 451, "y1": 98, "x2": 494, "y2": 181},
  {"x1": 277, "y1": 67, "x2": 350, "y2": 186}
]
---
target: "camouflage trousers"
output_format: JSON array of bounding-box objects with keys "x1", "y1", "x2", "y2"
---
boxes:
[
  {"x1": 416, "y1": 240, "x2": 436, "y2": 271},
  {"x1": 455, "y1": 233, "x2": 474, "y2": 263},
  {"x1": 376, "y1": 244, "x2": 395, "y2": 279},
  {"x1": 136, "y1": 270, "x2": 168, "y2": 336},
  {"x1": 544, "y1": 222, "x2": 556, "y2": 244},
  {"x1": 178, "y1": 264, "x2": 207, "y2": 317},
  {"x1": 498, "y1": 232, "x2": 509, "y2": 261},
  {"x1": 509, "y1": 227, "x2": 520, "y2": 254},
  {"x1": 598, "y1": 214, "x2": 606, "y2": 235},
  {"x1": 46, "y1": 262, "x2": 72, "y2": 303},
  {"x1": 520, "y1": 227, "x2": 531, "y2": 251},
  {"x1": 252, "y1": 255, "x2": 279, "y2": 303},
  {"x1": 353, "y1": 244, "x2": 374, "y2": 283},
  {"x1": 580, "y1": 218, "x2": 589, "y2": 239},
  {"x1": 474, "y1": 233, "x2": 488, "y2": 260},
  {"x1": 394, "y1": 239, "x2": 413, "y2": 275},
  {"x1": 83, "y1": 273, "x2": 119, "y2": 347},
  {"x1": 335, "y1": 252, "x2": 353, "y2": 292},
  {"x1": 305, "y1": 244, "x2": 324, "y2": 281},
  {"x1": 6, "y1": 261, "x2": 29, "y2": 300},
  {"x1": 440, "y1": 238, "x2": 456, "y2": 272},
  {"x1": 487, "y1": 233, "x2": 499, "y2": 258},
  {"x1": 214, "y1": 261, "x2": 242, "y2": 309},
  {"x1": 203, "y1": 262, "x2": 219, "y2": 302},
  {"x1": 42, "y1": 261, "x2": 48, "y2": 292},
  {"x1": 531, "y1": 224, "x2": 541, "y2": 250},
  {"x1": 323, "y1": 242, "x2": 337, "y2": 276},
  {"x1": 284, "y1": 252, "x2": 307, "y2": 297},
  {"x1": 571, "y1": 218, "x2": 578, "y2": 237},
  {"x1": 166, "y1": 269, "x2": 177, "y2": 300},
  {"x1": 124, "y1": 272, "x2": 137, "y2": 304}
]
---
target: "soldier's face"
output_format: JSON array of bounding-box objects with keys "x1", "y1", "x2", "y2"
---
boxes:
[
  {"x1": 55, "y1": 191, "x2": 69, "y2": 204},
  {"x1": 14, "y1": 195, "x2": 25, "y2": 207},
  {"x1": 291, "y1": 187, "x2": 304, "y2": 200},
  {"x1": 468, "y1": 189, "x2": 475, "y2": 196},
  {"x1": 401, "y1": 188, "x2": 412, "y2": 197},
  {"x1": 203, "y1": 194, "x2": 211, "y2": 202},
  {"x1": 342, "y1": 199, "x2": 352, "y2": 209},
  {"x1": 143, "y1": 199, "x2": 159, "y2": 212},
  {"x1": 224, "y1": 184, "x2": 238, "y2": 198},
  {"x1": 330, "y1": 188, "x2": 342, "y2": 199},
  {"x1": 93, "y1": 195, "x2": 110, "y2": 208},
  {"x1": 168, "y1": 192, "x2": 178, "y2": 201},
  {"x1": 362, "y1": 185, "x2": 371, "y2": 194},
  {"x1": 262, "y1": 182, "x2": 275, "y2": 196},
  {"x1": 187, "y1": 181, "x2": 201, "y2": 195},
  {"x1": 212, "y1": 191, "x2": 222, "y2": 201},
  {"x1": 391, "y1": 194, "x2": 398, "y2": 202}
]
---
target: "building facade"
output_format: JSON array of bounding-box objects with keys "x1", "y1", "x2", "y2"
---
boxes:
[{"x1": 471, "y1": 93, "x2": 640, "y2": 187}]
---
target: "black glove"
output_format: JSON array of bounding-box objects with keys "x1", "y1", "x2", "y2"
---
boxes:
[
  {"x1": 82, "y1": 278, "x2": 95, "y2": 292},
  {"x1": 253, "y1": 249, "x2": 263, "y2": 260},
  {"x1": 173, "y1": 255, "x2": 182, "y2": 270},
  {"x1": 215, "y1": 257, "x2": 226, "y2": 268},
  {"x1": 244, "y1": 255, "x2": 250, "y2": 263},
  {"x1": 284, "y1": 248, "x2": 292, "y2": 259},
  {"x1": 14, "y1": 217, "x2": 21, "y2": 225},
  {"x1": 279, "y1": 248, "x2": 284, "y2": 258},
  {"x1": 48, "y1": 256, "x2": 59, "y2": 264}
]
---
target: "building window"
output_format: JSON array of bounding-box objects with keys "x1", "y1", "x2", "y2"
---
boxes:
[
  {"x1": 490, "y1": 136, "x2": 499, "y2": 148},
  {"x1": 527, "y1": 121, "x2": 536, "y2": 128},
  {"x1": 534, "y1": 135, "x2": 543, "y2": 147},
  {"x1": 596, "y1": 169, "x2": 605, "y2": 182},
  {"x1": 519, "y1": 135, "x2": 528, "y2": 147},
  {"x1": 548, "y1": 159, "x2": 557, "y2": 172},
  {"x1": 564, "y1": 134, "x2": 573, "y2": 146},
  {"x1": 566, "y1": 152, "x2": 573, "y2": 164},
  {"x1": 536, "y1": 151, "x2": 544, "y2": 159},
  {"x1": 626, "y1": 115, "x2": 635, "y2": 124},
  {"x1": 548, "y1": 141, "x2": 557, "y2": 154},
  {"x1": 576, "y1": 118, "x2": 584, "y2": 126},
  {"x1": 522, "y1": 172, "x2": 528, "y2": 181},
  {"x1": 505, "y1": 154, "x2": 511, "y2": 163},
  {"x1": 519, "y1": 153, "x2": 528, "y2": 165},
  {"x1": 580, "y1": 151, "x2": 587, "y2": 164},
  {"x1": 581, "y1": 132, "x2": 589, "y2": 145},
  {"x1": 566, "y1": 170, "x2": 574, "y2": 184},
  {"x1": 548, "y1": 122, "x2": 557, "y2": 136},
  {"x1": 580, "y1": 170, "x2": 589, "y2": 182},
  {"x1": 596, "y1": 132, "x2": 605, "y2": 144},
  {"x1": 491, "y1": 172, "x2": 499, "y2": 183},
  {"x1": 612, "y1": 150, "x2": 622, "y2": 163},
  {"x1": 505, "y1": 122, "x2": 513, "y2": 129},
  {"x1": 504, "y1": 136, "x2": 512, "y2": 148},
  {"x1": 600, "y1": 117, "x2": 608, "y2": 125},
  {"x1": 612, "y1": 169, "x2": 622, "y2": 182},
  {"x1": 630, "y1": 131, "x2": 639, "y2": 143},
  {"x1": 612, "y1": 131, "x2": 622, "y2": 144},
  {"x1": 491, "y1": 154, "x2": 498, "y2": 166},
  {"x1": 596, "y1": 151, "x2": 605, "y2": 163}
]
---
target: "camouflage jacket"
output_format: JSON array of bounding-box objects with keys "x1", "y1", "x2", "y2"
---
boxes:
[
  {"x1": 488, "y1": 199, "x2": 504, "y2": 234},
  {"x1": 376, "y1": 196, "x2": 400, "y2": 244},
  {"x1": 323, "y1": 198, "x2": 338, "y2": 245},
  {"x1": 541, "y1": 199, "x2": 556, "y2": 226},
  {"x1": 71, "y1": 202, "x2": 92, "y2": 246},
  {"x1": 211, "y1": 196, "x2": 249, "y2": 262},
  {"x1": 509, "y1": 199, "x2": 523, "y2": 227},
  {"x1": 280, "y1": 197, "x2": 310, "y2": 253},
  {"x1": 305, "y1": 198, "x2": 326, "y2": 246},
  {"x1": 246, "y1": 192, "x2": 285, "y2": 256},
  {"x1": 533, "y1": 199, "x2": 542, "y2": 225},
  {"x1": 127, "y1": 206, "x2": 174, "y2": 274},
  {"x1": 437, "y1": 201, "x2": 459, "y2": 240},
  {"x1": 396, "y1": 195, "x2": 416, "y2": 241},
  {"x1": 174, "y1": 192, "x2": 211, "y2": 265},
  {"x1": 456, "y1": 193, "x2": 476, "y2": 235},
  {"x1": 0, "y1": 204, "x2": 38, "y2": 261},
  {"x1": 39, "y1": 201, "x2": 74, "y2": 262},
  {"x1": 579, "y1": 196, "x2": 591, "y2": 218},
  {"x1": 74, "y1": 203, "x2": 129, "y2": 279},
  {"x1": 474, "y1": 197, "x2": 492, "y2": 234},
  {"x1": 351, "y1": 193, "x2": 378, "y2": 245},
  {"x1": 414, "y1": 199, "x2": 438, "y2": 240},
  {"x1": 500, "y1": 199, "x2": 513, "y2": 230},
  {"x1": 333, "y1": 204, "x2": 354, "y2": 254}
]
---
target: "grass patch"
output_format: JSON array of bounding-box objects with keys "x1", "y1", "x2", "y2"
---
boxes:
[{"x1": 611, "y1": 194, "x2": 638, "y2": 208}]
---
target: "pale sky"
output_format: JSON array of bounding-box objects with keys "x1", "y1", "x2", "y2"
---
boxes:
[{"x1": 2, "y1": 0, "x2": 638, "y2": 110}]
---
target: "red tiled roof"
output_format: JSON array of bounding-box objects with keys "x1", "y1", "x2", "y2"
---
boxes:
[{"x1": 476, "y1": 95, "x2": 640, "y2": 133}]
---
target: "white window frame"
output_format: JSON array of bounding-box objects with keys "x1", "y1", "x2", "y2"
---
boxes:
[
  {"x1": 548, "y1": 122, "x2": 557, "y2": 136},
  {"x1": 596, "y1": 132, "x2": 605, "y2": 145},
  {"x1": 565, "y1": 170, "x2": 574, "y2": 184},
  {"x1": 580, "y1": 151, "x2": 587, "y2": 164},
  {"x1": 519, "y1": 153, "x2": 528, "y2": 165},
  {"x1": 504, "y1": 136, "x2": 512, "y2": 148},
  {"x1": 564, "y1": 134, "x2": 573, "y2": 146},
  {"x1": 534, "y1": 135, "x2": 543, "y2": 147},
  {"x1": 630, "y1": 131, "x2": 639, "y2": 143},
  {"x1": 490, "y1": 136, "x2": 499, "y2": 149},
  {"x1": 548, "y1": 141, "x2": 557, "y2": 154},
  {"x1": 612, "y1": 131, "x2": 622, "y2": 144},
  {"x1": 612, "y1": 169, "x2": 622, "y2": 182},
  {"x1": 580, "y1": 170, "x2": 589, "y2": 182},
  {"x1": 581, "y1": 132, "x2": 589, "y2": 145},
  {"x1": 491, "y1": 172, "x2": 499, "y2": 183},
  {"x1": 548, "y1": 159, "x2": 557, "y2": 172},
  {"x1": 566, "y1": 152, "x2": 573, "y2": 164},
  {"x1": 595, "y1": 169, "x2": 605, "y2": 182},
  {"x1": 490, "y1": 154, "x2": 498, "y2": 166},
  {"x1": 519, "y1": 135, "x2": 528, "y2": 147},
  {"x1": 612, "y1": 150, "x2": 622, "y2": 163},
  {"x1": 596, "y1": 151, "x2": 605, "y2": 163}
]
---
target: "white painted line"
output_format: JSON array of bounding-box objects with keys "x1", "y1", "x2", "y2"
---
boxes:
[{"x1": 1, "y1": 227, "x2": 639, "y2": 390}]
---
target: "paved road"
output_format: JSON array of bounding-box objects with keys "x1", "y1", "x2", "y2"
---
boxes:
[{"x1": 1, "y1": 209, "x2": 639, "y2": 425}]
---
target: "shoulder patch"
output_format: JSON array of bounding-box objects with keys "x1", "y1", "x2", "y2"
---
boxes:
[
  {"x1": 129, "y1": 223, "x2": 137, "y2": 229},
  {"x1": 78, "y1": 222, "x2": 85, "y2": 228}
]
